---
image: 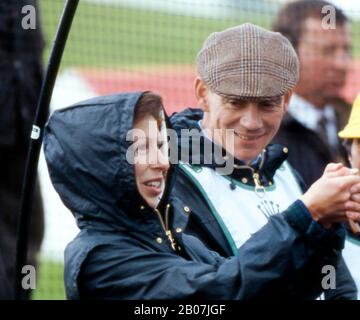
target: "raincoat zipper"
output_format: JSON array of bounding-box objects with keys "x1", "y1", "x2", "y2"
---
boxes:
[
  {"x1": 154, "y1": 204, "x2": 179, "y2": 252},
  {"x1": 233, "y1": 149, "x2": 266, "y2": 197}
]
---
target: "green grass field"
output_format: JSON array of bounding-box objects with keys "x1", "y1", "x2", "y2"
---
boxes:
[{"x1": 32, "y1": 259, "x2": 65, "y2": 300}]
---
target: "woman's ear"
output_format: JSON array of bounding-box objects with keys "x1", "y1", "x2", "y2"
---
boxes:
[{"x1": 194, "y1": 77, "x2": 209, "y2": 112}]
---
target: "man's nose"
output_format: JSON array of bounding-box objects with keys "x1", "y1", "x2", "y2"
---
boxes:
[{"x1": 239, "y1": 106, "x2": 263, "y2": 130}]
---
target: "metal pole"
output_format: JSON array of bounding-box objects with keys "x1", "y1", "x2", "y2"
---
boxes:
[{"x1": 14, "y1": 0, "x2": 80, "y2": 300}]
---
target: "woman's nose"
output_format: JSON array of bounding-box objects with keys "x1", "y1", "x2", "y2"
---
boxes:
[{"x1": 151, "y1": 148, "x2": 170, "y2": 171}]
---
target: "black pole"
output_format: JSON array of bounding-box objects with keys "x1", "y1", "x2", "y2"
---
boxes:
[{"x1": 14, "y1": 0, "x2": 80, "y2": 300}]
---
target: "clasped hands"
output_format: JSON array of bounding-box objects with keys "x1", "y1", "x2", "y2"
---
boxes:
[{"x1": 301, "y1": 163, "x2": 360, "y2": 231}]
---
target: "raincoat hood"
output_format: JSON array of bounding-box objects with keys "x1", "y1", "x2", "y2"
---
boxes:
[{"x1": 44, "y1": 92, "x2": 150, "y2": 232}]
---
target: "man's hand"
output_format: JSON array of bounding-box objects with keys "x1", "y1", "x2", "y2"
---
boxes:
[{"x1": 300, "y1": 163, "x2": 360, "y2": 229}]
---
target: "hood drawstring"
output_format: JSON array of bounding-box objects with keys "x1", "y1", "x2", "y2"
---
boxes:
[
  {"x1": 229, "y1": 178, "x2": 236, "y2": 190},
  {"x1": 154, "y1": 204, "x2": 180, "y2": 252}
]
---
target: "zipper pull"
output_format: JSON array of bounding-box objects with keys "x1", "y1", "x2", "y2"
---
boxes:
[
  {"x1": 164, "y1": 204, "x2": 181, "y2": 252},
  {"x1": 165, "y1": 230, "x2": 179, "y2": 252},
  {"x1": 253, "y1": 172, "x2": 266, "y2": 198}
]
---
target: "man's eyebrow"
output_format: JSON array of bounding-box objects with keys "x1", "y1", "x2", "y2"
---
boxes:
[
  {"x1": 259, "y1": 97, "x2": 282, "y2": 104},
  {"x1": 222, "y1": 97, "x2": 246, "y2": 105},
  {"x1": 222, "y1": 96, "x2": 282, "y2": 105}
]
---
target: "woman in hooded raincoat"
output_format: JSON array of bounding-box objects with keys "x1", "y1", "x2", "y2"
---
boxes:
[{"x1": 44, "y1": 91, "x2": 355, "y2": 299}]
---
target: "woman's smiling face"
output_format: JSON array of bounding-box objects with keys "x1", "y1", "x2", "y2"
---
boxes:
[{"x1": 133, "y1": 115, "x2": 169, "y2": 208}]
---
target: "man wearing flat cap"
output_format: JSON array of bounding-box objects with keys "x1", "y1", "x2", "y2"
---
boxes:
[{"x1": 169, "y1": 23, "x2": 359, "y2": 299}]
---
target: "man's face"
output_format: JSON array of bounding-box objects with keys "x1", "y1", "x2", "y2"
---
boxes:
[
  {"x1": 197, "y1": 79, "x2": 291, "y2": 163},
  {"x1": 296, "y1": 17, "x2": 352, "y2": 107}
]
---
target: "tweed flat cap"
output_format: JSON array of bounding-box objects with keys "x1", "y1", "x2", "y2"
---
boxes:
[{"x1": 196, "y1": 23, "x2": 299, "y2": 98}]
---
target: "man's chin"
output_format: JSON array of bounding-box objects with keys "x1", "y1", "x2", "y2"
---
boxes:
[{"x1": 234, "y1": 150, "x2": 260, "y2": 163}]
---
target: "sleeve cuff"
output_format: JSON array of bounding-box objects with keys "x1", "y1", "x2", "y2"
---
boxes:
[
  {"x1": 283, "y1": 199, "x2": 313, "y2": 234},
  {"x1": 283, "y1": 200, "x2": 345, "y2": 251}
]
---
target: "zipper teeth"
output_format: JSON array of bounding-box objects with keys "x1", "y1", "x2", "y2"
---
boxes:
[
  {"x1": 154, "y1": 205, "x2": 177, "y2": 251},
  {"x1": 165, "y1": 204, "x2": 171, "y2": 230},
  {"x1": 154, "y1": 208, "x2": 167, "y2": 233}
]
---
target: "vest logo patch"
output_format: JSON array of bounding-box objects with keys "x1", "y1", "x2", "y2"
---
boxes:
[{"x1": 257, "y1": 200, "x2": 280, "y2": 219}]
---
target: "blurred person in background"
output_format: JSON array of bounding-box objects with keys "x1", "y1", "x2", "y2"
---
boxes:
[
  {"x1": 338, "y1": 93, "x2": 360, "y2": 299},
  {"x1": 0, "y1": 0, "x2": 44, "y2": 298},
  {"x1": 272, "y1": 0, "x2": 352, "y2": 187}
]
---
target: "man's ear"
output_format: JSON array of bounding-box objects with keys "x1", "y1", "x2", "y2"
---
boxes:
[
  {"x1": 283, "y1": 89, "x2": 293, "y2": 112},
  {"x1": 194, "y1": 77, "x2": 209, "y2": 112}
]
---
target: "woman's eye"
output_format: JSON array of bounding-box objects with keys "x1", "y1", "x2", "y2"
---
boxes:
[{"x1": 135, "y1": 144, "x2": 148, "y2": 155}]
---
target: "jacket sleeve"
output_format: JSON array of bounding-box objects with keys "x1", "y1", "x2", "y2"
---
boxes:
[
  {"x1": 323, "y1": 256, "x2": 357, "y2": 300},
  {"x1": 77, "y1": 201, "x2": 348, "y2": 300},
  {"x1": 288, "y1": 168, "x2": 357, "y2": 299}
]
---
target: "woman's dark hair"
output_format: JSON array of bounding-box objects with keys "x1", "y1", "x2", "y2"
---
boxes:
[
  {"x1": 134, "y1": 92, "x2": 164, "y2": 128},
  {"x1": 342, "y1": 138, "x2": 354, "y2": 154},
  {"x1": 272, "y1": 0, "x2": 348, "y2": 52}
]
